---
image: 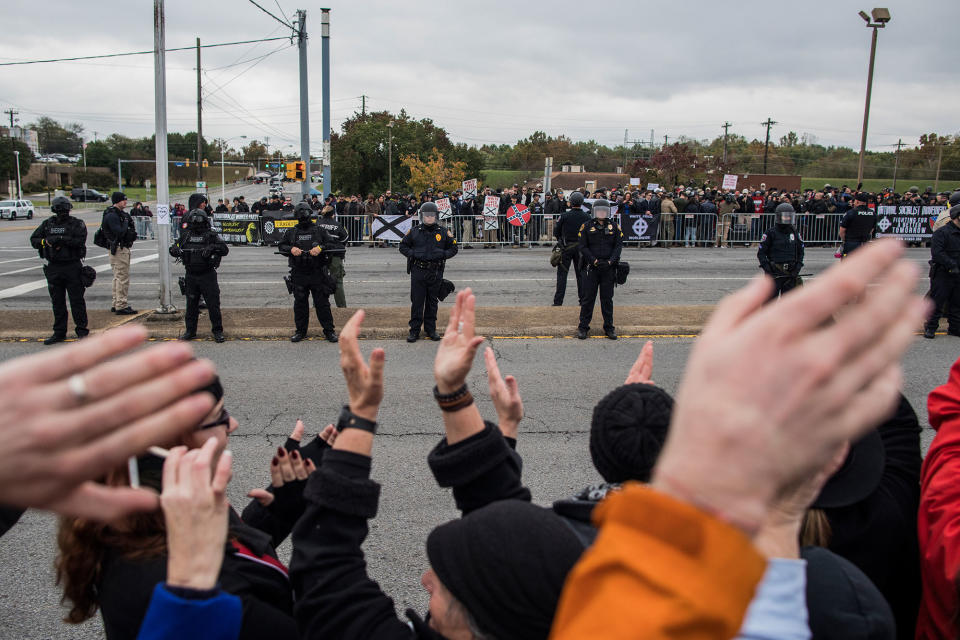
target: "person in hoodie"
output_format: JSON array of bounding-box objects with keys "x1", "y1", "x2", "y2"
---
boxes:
[{"x1": 102, "y1": 191, "x2": 138, "y2": 315}]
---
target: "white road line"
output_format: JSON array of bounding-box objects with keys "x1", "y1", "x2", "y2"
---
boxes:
[
  {"x1": 0, "y1": 253, "x2": 158, "y2": 300},
  {"x1": 0, "y1": 252, "x2": 115, "y2": 277},
  {"x1": 0, "y1": 255, "x2": 40, "y2": 265}
]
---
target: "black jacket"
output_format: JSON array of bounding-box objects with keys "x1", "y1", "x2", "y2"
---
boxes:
[
  {"x1": 102, "y1": 206, "x2": 137, "y2": 248},
  {"x1": 315, "y1": 217, "x2": 349, "y2": 256},
  {"x1": 578, "y1": 219, "x2": 623, "y2": 264},
  {"x1": 30, "y1": 215, "x2": 87, "y2": 262},
  {"x1": 399, "y1": 223, "x2": 458, "y2": 263},
  {"x1": 278, "y1": 222, "x2": 332, "y2": 273},
  {"x1": 841, "y1": 205, "x2": 878, "y2": 241},
  {"x1": 758, "y1": 224, "x2": 804, "y2": 274},
  {"x1": 554, "y1": 208, "x2": 590, "y2": 244},
  {"x1": 930, "y1": 222, "x2": 960, "y2": 274},
  {"x1": 169, "y1": 228, "x2": 229, "y2": 274}
]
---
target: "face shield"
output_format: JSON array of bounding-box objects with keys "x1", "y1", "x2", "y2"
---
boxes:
[{"x1": 592, "y1": 199, "x2": 611, "y2": 220}]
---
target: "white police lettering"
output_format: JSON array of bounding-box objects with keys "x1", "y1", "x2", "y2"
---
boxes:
[
  {"x1": 790, "y1": 234, "x2": 795, "y2": 241},
  {"x1": 297, "y1": 234, "x2": 313, "y2": 242},
  {"x1": 189, "y1": 236, "x2": 204, "y2": 243},
  {"x1": 50, "y1": 227, "x2": 66, "y2": 234}
]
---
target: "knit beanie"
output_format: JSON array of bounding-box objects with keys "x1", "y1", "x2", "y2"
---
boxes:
[
  {"x1": 589, "y1": 383, "x2": 674, "y2": 483},
  {"x1": 426, "y1": 500, "x2": 584, "y2": 640}
]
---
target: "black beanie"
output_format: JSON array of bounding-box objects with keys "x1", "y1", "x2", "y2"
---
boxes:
[
  {"x1": 111, "y1": 191, "x2": 127, "y2": 204},
  {"x1": 188, "y1": 193, "x2": 208, "y2": 210},
  {"x1": 426, "y1": 500, "x2": 584, "y2": 640},
  {"x1": 589, "y1": 383, "x2": 674, "y2": 483}
]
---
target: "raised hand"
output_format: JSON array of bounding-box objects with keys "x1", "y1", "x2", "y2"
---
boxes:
[
  {"x1": 484, "y1": 346, "x2": 523, "y2": 439},
  {"x1": 434, "y1": 288, "x2": 485, "y2": 394},
  {"x1": 625, "y1": 341, "x2": 654, "y2": 385},
  {"x1": 339, "y1": 310, "x2": 385, "y2": 422}
]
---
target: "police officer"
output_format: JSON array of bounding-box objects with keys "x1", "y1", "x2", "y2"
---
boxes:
[
  {"x1": 30, "y1": 196, "x2": 88, "y2": 345},
  {"x1": 279, "y1": 202, "x2": 338, "y2": 343},
  {"x1": 758, "y1": 203, "x2": 805, "y2": 300},
  {"x1": 838, "y1": 193, "x2": 877, "y2": 257},
  {"x1": 923, "y1": 204, "x2": 960, "y2": 339},
  {"x1": 169, "y1": 208, "x2": 228, "y2": 342},
  {"x1": 577, "y1": 199, "x2": 623, "y2": 340},
  {"x1": 399, "y1": 201, "x2": 458, "y2": 342},
  {"x1": 315, "y1": 205, "x2": 349, "y2": 308},
  {"x1": 553, "y1": 191, "x2": 591, "y2": 306}
]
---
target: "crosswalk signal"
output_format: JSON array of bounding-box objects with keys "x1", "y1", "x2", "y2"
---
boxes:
[{"x1": 294, "y1": 161, "x2": 305, "y2": 181}]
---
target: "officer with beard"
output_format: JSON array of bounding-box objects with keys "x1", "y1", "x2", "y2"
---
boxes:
[
  {"x1": 169, "y1": 208, "x2": 228, "y2": 342},
  {"x1": 30, "y1": 196, "x2": 88, "y2": 345},
  {"x1": 399, "y1": 201, "x2": 458, "y2": 342},
  {"x1": 577, "y1": 199, "x2": 623, "y2": 340},
  {"x1": 923, "y1": 203, "x2": 960, "y2": 339},
  {"x1": 839, "y1": 193, "x2": 877, "y2": 257},
  {"x1": 758, "y1": 203, "x2": 804, "y2": 300},
  {"x1": 279, "y1": 202, "x2": 338, "y2": 343}
]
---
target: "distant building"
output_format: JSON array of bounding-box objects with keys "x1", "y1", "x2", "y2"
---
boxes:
[{"x1": 0, "y1": 126, "x2": 40, "y2": 156}]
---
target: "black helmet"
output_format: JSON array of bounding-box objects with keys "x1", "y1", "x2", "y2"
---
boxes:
[
  {"x1": 950, "y1": 204, "x2": 960, "y2": 221},
  {"x1": 186, "y1": 208, "x2": 209, "y2": 230},
  {"x1": 775, "y1": 202, "x2": 796, "y2": 225},
  {"x1": 419, "y1": 201, "x2": 439, "y2": 223},
  {"x1": 909, "y1": 186, "x2": 920, "y2": 194},
  {"x1": 51, "y1": 196, "x2": 72, "y2": 215},
  {"x1": 294, "y1": 201, "x2": 313, "y2": 222},
  {"x1": 188, "y1": 192, "x2": 208, "y2": 210},
  {"x1": 949, "y1": 190, "x2": 960, "y2": 207},
  {"x1": 568, "y1": 191, "x2": 584, "y2": 208},
  {"x1": 592, "y1": 199, "x2": 611, "y2": 219}
]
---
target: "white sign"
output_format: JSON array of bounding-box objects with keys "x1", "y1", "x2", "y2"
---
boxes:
[
  {"x1": 722, "y1": 174, "x2": 739, "y2": 190},
  {"x1": 196, "y1": 181, "x2": 206, "y2": 188},
  {"x1": 436, "y1": 197, "x2": 452, "y2": 220},
  {"x1": 629, "y1": 178, "x2": 641, "y2": 186},
  {"x1": 371, "y1": 214, "x2": 413, "y2": 242},
  {"x1": 646, "y1": 183, "x2": 659, "y2": 191},
  {"x1": 156, "y1": 203, "x2": 170, "y2": 225},
  {"x1": 145, "y1": 179, "x2": 151, "y2": 190},
  {"x1": 482, "y1": 195, "x2": 500, "y2": 230},
  {"x1": 462, "y1": 179, "x2": 478, "y2": 199}
]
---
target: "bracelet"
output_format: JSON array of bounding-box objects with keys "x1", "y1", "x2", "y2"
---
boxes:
[
  {"x1": 433, "y1": 383, "x2": 469, "y2": 402},
  {"x1": 433, "y1": 384, "x2": 474, "y2": 412},
  {"x1": 439, "y1": 393, "x2": 474, "y2": 413},
  {"x1": 337, "y1": 405, "x2": 378, "y2": 434}
]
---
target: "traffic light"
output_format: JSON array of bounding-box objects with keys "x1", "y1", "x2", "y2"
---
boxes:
[
  {"x1": 285, "y1": 162, "x2": 296, "y2": 180},
  {"x1": 202, "y1": 159, "x2": 209, "y2": 168},
  {"x1": 294, "y1": 161, "x2": 305, "y2": 181},
  {"x1": 185, "y1": 158, "x2": 190, "y2": 167}
]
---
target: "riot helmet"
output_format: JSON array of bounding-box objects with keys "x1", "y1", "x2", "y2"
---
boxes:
[
  {"x1": 949, "y1": 190, "x2": 960, "y2": 207},
  {"x1": 186, "y1": 208, "x2": 209, "y2": 231},
  {"x1": 775, "y1": 202, "x2": 796, "y2": 226},
  {"x1": 568, "y1": 191, "x2": 584, "y2": 208},
  {"x1": 592, "y1": 199, "x2": 611, "y2": 220},
  {"x1": 51, "y1": 196, "x2": 72, "y2": 218},
  {"x1": 909, "y1": 186, "x2": 920, "y2": 194},
  {"x1": 419, "y1": 201, "x2": 439, "y2": 225},
  {"x1": 294, "y1": 201, "x2": 314, "y2": 224}
]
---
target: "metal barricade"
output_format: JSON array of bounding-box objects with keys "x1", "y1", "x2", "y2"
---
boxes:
[
  {"x1": 134, "y1": 216, "x2": 155, "y2": 240},
  {"x1": 652, "y1": 213, "x2": 718, "y2": 247},
  {"x1": 719, "y1": 213, "x2": 844, "y2": 247}
]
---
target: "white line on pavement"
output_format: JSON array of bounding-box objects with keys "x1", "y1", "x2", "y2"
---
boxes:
[{"x1": 0, "y1": 253, "x2": 158, "y2": 300}]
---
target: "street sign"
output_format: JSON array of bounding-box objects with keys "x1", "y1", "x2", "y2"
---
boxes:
[
  {"x1": 145, "y1": 179, "x2": 151, "y2": 190},
  {"x1": 196, "y1": 181, "x2": 206, "y2": 188}
]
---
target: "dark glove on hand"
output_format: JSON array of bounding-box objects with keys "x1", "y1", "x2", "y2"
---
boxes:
[
  {"x1": 949, "y1": 268, "x2": 960, "y2": 276},
  {"x1": 268, "y1": 478, "x2": 308, "y2": 523},
  {"x1": 596, "y1": 259, "x2": 609, "y2": 270}
]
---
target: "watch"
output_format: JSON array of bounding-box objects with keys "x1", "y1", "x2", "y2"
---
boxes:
[{"x1": 337, "y1": 405, "x2": 378, "y2": 434}]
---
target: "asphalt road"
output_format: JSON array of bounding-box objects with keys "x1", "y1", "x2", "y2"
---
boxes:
[
  {"x1": 0, "y1": 179, "x2": 936, "y2": 312},
  {"x1": 0, "y1": 333, "x2": 956, "y2": 638}
]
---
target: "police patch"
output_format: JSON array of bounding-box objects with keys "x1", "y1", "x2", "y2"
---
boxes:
[
  {"x1": 761, "y1": 233, "x2": 767, "y2": 242},
  {"x1": 435, "y1": 233, "x2": 442, "y2": 242}
]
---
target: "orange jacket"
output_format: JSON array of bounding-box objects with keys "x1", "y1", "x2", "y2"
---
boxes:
[{"x1": 550, "y1": 483, "x2": 766, "y2": 640}]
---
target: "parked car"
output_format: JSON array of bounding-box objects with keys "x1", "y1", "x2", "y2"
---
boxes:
[
  {"x1": 0, "y1": 200, "x2": 34, "y2": 220},
  {"x1": 70, "y1": 188, "x2": 109, "y2": 202}
]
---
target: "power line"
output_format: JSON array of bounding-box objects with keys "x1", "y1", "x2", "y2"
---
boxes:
[
  {"x1": 0, "y1": 37, "x2": 289, "y2": 67},
  {"x1": 246, "y1": 0, "x2": 293, "y2": 29}
]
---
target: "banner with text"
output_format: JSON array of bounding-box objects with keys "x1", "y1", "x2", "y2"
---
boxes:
[
  {"x1": 483, "y1": 195, "x2": 500, "y2": 230},
  {"x1": 462, "y1": 178, "x2": 478, "y2": 199},
  {"x1": 875, "y1": 205, "x2": 945, "y2": 241},
  {"x1": 436, "y1": 197, "x2": 452, "y2": 220},
  {"x1": 212, "y1": 213, "x2": 262, "y2": 245},
  {"x1": 622, "y1": 212, "x2": 661, "y2": 243}
]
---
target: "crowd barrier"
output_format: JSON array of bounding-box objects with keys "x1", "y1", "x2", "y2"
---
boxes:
[{"x1": 163, "y1": 206, "x2": 945, "y2": 249}]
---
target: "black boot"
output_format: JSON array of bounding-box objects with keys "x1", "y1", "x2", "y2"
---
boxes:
[
  {"x1": 605, "y1": 329, "x2": 618, "y2": 340},
  {"x1": 213, "y1": 331, "x2": 225, "y2": 343},
  {"x1": 576, "y1": 328, "x2": 588, "y2": 340},
  {"x1": 323, "y1": 330, "x2": 339, "y2": 343},
  {"x1": 43, "y1": 334, "x2": 66, "y2": 346},
  {"x1": 407, "y1": 330, "x2": 420, "y2": 343},
  {"x1": 180, "y1": 331, "x2": 197, "y2": 341},
  {"x1": 426, "y1": 332, "x2": 442, "y2": 341},
  {"x1": 924, "y1": 328, "x2": 936, "y2": 339},
  {"x1": 290, "y1": 332, "x2": 306, "y2": 343}
]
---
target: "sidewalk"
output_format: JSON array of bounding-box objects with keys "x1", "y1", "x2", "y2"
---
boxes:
[{"x1": 0, "y1": 305, "x2": 713, "y2": 340}]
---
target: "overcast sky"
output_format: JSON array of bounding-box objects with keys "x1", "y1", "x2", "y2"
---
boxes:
[{"x1": 1, "y1": 0, "x2": 957, "y2": 156}]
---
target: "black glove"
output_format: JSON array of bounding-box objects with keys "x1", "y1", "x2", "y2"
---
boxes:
[
  {"x1": 47, "y1": 234, "x2": 65, "y2": 248},
  {"x1": 595, "y1": 259, "x2": 610, "y2": 270},
  {"x1": 168, "y1": 245, "x2": 182, "y2": 258},
  {"x1": 949, "y1": 267, "x2": 960, "y2": 276},
  {"x1": 201, "y1": 247, "x2": 213, "y2": 260}
]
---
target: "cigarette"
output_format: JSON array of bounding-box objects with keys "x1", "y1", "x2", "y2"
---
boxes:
[
  {"x1": 147, "y1": 446, "x2": 170, "y2": 458},
  {"x1": 127, "y1": 456, "x2": 140, "y2": 489}
]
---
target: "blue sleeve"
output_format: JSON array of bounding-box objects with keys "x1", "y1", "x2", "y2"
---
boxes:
[
  {"x1": 736, "y1": 558, "x2": 810, "y2": 640},
  {"x1": 136, "y1": 583, "x2": 242, "y2": 640}
]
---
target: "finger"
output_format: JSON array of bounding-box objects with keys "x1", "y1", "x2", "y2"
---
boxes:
[
  {"x1": 319, "y1": 424, "x2": 336, "y2": 444},
  {"x1": 0, "y1": 324, "x2": 147, "y2": 386},
  {"x1": 49, "y1": 340, "x2": 197, "y2": 410},
  {"x1": 64, "y1": 392, "x2": 217, "y2": 484},
  {"x1": 484, "y1": 347, "x2": 503, "y2": 393},
  {"x1": 290, "y1": 451, "x2": 309, "y2": 480},
  {"x1": 211, "y1": 450, "x2": 232, "y2": 496},
  {"x1": 339, "y1": 310, "x2": 366, "y2": 382},
  {"x1": 462, "y1": 289, "x2": 477, "y2": 340},
  {"x1": 46, "y1": 483, "x2": 160, "y2": 521},
  {"x1": 444, "y1": 290, "x2": 465, "y2": 338},
  {"x1": 505, "y1": 375, "x2": 519, "y2": 399},
  {"x1": 305, "y1": 459, "x2": 317, "y2": 474},
  {"x1": 773, "y1": 239, "x2": 904, "y2": 336},
  {"x1": 640, "y1": 341, "x2": 654, "y2": 381},
  {"x1": 269, "y1": 456, "x2": 283, "y2": 487},
  {"x1": 463, "y1": 336, "x2": 485, "y2": 367},
  {"x1": 368, "y1": 348, "x2": 386, "y2": 395},
  {"x1": 832, "y1": 364, "x2": 903, "y2": 448},
  {"x1": 276, "y1": 449, "x2": 296, "y2": 483},
  {"x1": 59, "y1": 359, "x2": 218, "y2": 448},
  {"x1": 701, "y1": 274, "x2": 771, "y2": 338},
  {"x1": 161, "y1": 446, "x2": 188, "y2": 495},
  {"x1": 247, "y1": 488, "x2": 274, "y2": 507},
  {"x1": 290, "y1": 419, "x2": 305, "y2": 442}
]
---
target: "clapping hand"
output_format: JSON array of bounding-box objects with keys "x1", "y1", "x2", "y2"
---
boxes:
[
  {"x1": 624, "y1": 341, "x2": 654, "y2": 385},
  {"x1": 247, "y1": 421, "x2": 318, "y2": 507},
  {"x1": 484, "y1": 347, "x2": 523, "y2": 439},
  {"x1": 339, "y1": 310, "x2": 385, "y2": 422},
  {"x1": 434, "y1": 289, "x2": 485, "y2": 394}
]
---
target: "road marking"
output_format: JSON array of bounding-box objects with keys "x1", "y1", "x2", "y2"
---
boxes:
[
  {"x1": 0, "y1": 253, "x2": 158, "y2": 300},
  {"x1": 0, "y1": 255, "x2": 40, "y2": 265},
  {"x1": 0, "y1": 251, "x2": 115, "y2": 277}
]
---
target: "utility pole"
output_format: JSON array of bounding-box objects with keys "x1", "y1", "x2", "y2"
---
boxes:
[
  {"x1": 196, "y1": 37, "x2": 203, "y2": 185},
  {"x1": 3, "y1": 109, "x2": 17, "y2": 128},
  {"x1": 295, "y1": 9, "x2": 311, "y2": 199},
  {"x1": 154, "y1": 0, "x2": 175, "y2": 313},
  {"x1": 623, "y1": 129, "x2": 629, "y2": 170},
  {"x1": 361, "y1": 94, "x2": 366, "y2": 116},
  {"x1": 387, "y1": 120, "x2": 393, "y2": 192},
  {"x1": 934, "y1": 141, "x2": 944, "y2": 192},
  {"x1": 891, "y1": 138, "x2": 904, "y2": 193},
  {"x1": 722, "y1": 122, "x2": 732, "y2": 166},
  {"x1": 762, "y1": 118, "x2": 777, "y2": 174},
  {"x1": 93, "y1": 131, "x2": 98, "y2": 143},
  {"x1": 663, "y1": 134, "x2": 670, "y2": 146},
  {"x1": 321, "y1": 8, "x2": 331, "y2": 199}
]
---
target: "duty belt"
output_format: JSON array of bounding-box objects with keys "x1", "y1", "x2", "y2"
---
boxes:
[{"x1": 412, "y1": 259, "x2": 442, "y2": 270}]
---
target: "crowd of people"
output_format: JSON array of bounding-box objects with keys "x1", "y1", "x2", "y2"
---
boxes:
[{"x1": 6, "y1": 237, "x2": 960, "y2": 639}]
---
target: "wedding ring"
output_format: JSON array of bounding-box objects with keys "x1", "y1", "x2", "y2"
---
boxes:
[{"x1": 67, "y1": 374, "x2": 89, "y2": 403}]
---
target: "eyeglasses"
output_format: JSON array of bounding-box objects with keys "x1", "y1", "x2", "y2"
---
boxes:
[{"x1": 197, "y1": 408, "x2": 230, "y2": 431}]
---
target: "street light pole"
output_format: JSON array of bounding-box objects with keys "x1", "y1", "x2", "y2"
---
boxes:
[
  {"x1": 13, "y1": 150, "x2": 22, "y2": 199},
  {"x1": 856, "y1": 8, "x2": 891, "y2": 186},
  {"x1": 387, "y1": 121, "x2": 393, "y2": 192}
]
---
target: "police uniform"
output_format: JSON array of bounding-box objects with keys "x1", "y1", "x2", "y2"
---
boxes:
[
  {"x1": 839, "y1": 203, "x2": 877, "y2": 257},
  {"x1": 279, "y1": 206, "x2": 338, "y2": 343},
  {"x1": 29, "y1": 198, "x2": 88, "y2": 344},
  {"x1": 169, "y1": 210, "x2": 229, "y2": 342},
  {"x1": 577, "y1": 202, "x2": 623, "y2": 340},
  {"x1": 553, "y1": 197, "x2": 590, "y2": 306},
  {"x1": 924, "y1": 210, "x2": 960, "y2": 338},
  {"x1": 315, "y1": 212, "x2": 350, "y2": 308},
  {"x1": 758, "y1": 223, "x2": 804, "y2": 299},
  {"x1": 399, "y1": 205, "x2": 458, "y2": 341}
]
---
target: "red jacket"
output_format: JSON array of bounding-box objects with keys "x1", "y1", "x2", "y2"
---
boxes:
[{"x1": 917, "y1": 356, "x2": 960, "y2": 639}]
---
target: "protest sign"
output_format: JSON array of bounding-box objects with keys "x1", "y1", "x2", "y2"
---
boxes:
[
  {"x1": 462, "y1": 179, "x2": 478, "y2": 199},
  {"x1": 371, "y1": 214, "x2": 413, "y2": 242},
  {"x1": 436, "y1": 197, "x2": 452, "y2": 220},
  {"x1": 483, "y1": 195, "x2": 500, "y2": 230},
  {"x1": 722, "y1": 174, "x2": 738, "y2": 190}
]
